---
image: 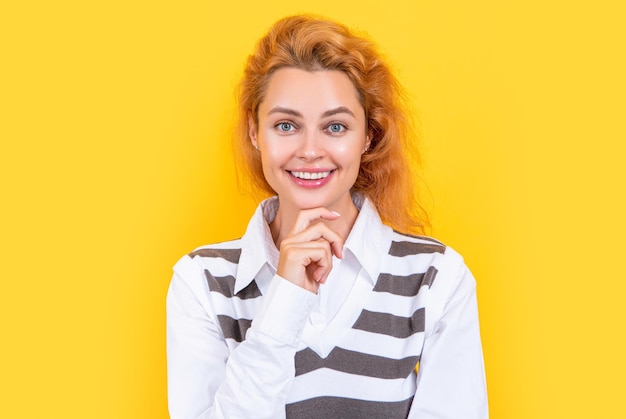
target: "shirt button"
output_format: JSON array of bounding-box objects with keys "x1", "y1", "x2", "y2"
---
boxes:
[{"x1": 310, "y1": 312, "x2": 325, "y2": 326}]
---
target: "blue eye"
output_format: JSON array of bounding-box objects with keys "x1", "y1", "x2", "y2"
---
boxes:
[
  {"x1": 277, "y1": 122, "x2": 294, "y2": 132},
  {"x1": 328, "y1": 123, "x2": 346, "y2": 134}
]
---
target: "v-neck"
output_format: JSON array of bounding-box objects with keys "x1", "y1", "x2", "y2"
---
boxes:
[{"x1": 300, "y1": 252, "x2": 376, "y2": 358}]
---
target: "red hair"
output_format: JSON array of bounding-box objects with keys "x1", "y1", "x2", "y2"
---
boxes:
[{"x1": 235, "y1": 15, "x2": 428, "y2": 234}]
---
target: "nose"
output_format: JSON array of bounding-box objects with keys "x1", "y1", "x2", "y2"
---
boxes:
[{"x1": 296, "y1": 130, "x2": 325, "y2": 161}]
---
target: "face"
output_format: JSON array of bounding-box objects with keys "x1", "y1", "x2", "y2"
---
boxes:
[{"x1": 249, "y1": 68, "x2": 370, "y2": 214}]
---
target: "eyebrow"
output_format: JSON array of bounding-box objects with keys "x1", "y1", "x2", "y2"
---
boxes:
[
  {"x1": 267, "y1": 106, "x2": 302, "y2": 117},
  {"x1": 322, "y1": 106, "x2": 355, "y2": 118},
  {"x1": 267, "y1": 106, "x2": 356, "y2": 119}
]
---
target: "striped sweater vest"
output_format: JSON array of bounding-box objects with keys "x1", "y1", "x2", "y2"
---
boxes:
[{"x1": 188, "y1": 231, "x2": 454, "y2": 418}]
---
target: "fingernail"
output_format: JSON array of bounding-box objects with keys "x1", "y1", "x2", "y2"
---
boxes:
[{"x1": 331, "y1": 211, "x2": 341, "y2": 216}]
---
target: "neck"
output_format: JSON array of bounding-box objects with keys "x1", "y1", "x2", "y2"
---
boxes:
[{"x1": 270, "y1": 194, "x2": 359, "y2": 249}]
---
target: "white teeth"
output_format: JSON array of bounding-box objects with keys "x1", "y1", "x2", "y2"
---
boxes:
[{"x1": 290, "y1": 171, "x2": 331, "y2": 180}]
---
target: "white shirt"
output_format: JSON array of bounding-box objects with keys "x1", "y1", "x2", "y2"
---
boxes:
[{"x1": 167, "y1": 195, "x2": 488, "y2": 418}]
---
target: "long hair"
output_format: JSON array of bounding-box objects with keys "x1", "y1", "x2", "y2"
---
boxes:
[{"x1": 234, "y1": 15, "x2": 428, "y2": 234}]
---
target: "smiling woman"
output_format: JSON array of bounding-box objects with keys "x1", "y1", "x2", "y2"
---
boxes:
[
  {"x1": 249, "y1": 68, "x2": 369, "y2": 221},
  {"x1": 166, "y1": 15, "x2": 488, "y2": 419}
]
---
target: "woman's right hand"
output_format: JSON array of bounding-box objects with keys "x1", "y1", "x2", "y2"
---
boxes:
[{"x1": 276, "y1": 207, "x2": 345, "y2": 293}]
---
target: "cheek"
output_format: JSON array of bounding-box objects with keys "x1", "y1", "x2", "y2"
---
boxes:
[
  {"x1": 259, "y1": 143, "x2": 292, "y2": 185},
  {"x1": 334, "y1": 142, "x2": 365, "y2": 167},
  {"x1": 259, "y1": 155, "x2": 280, "y2": 192},
  {"x1": 262, "y1": 145, "x2": 290, "y2": 168}
]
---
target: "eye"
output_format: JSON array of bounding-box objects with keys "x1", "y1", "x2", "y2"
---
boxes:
[
  {"x1": 276, "y1": 122, "x2": 295, "y2": 132},
  {"x1": 327, "y1": 123, "x2": 346, "y2": 134}
]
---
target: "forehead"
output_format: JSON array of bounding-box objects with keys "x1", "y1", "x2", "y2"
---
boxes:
[{"x1": 259, "y1": 68, "x2": 363, "y2": 116}]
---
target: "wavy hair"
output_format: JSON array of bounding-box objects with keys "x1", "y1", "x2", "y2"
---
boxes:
[{"x1": 234, "y1": 15, "x2": 428, "y2": 234}]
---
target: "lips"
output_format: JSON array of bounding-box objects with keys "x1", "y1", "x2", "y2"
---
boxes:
[
  {"x1": 289, "y1": 170, "x2": 333, "y2": 180},
  {"x1": 287, "y1": 169, "x2": 336, "y2": 188}
]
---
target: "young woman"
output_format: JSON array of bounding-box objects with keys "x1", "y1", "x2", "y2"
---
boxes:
[{"x1": 167, "y1": 15, "x2": 488, "y2": 419}]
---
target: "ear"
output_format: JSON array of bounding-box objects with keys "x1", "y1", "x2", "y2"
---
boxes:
[
  {"x1": 363, "y1": 133, "x2": 372, "y2": 153},
  {"x1": 248, "y1": 112, "x2": 259, "y2": 149}
]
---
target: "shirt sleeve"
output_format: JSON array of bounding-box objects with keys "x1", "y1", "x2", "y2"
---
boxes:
[
  {"x1": 166, "y1": 256, "x2": 317, "y2": 419},
  {"x1": 408, "y1": 251, "x2": 489, "y2": 418}
]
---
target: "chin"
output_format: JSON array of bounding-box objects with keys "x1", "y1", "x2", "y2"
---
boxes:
[
  {"x1": 282, "y1": 192, "x2": 345, "y2": 211},
  {"x1": 292, "y1": 198, "x2": 329, "y2": 210}
]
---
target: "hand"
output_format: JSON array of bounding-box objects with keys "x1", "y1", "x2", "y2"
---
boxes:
[{"x1": 276, "y1": 208, "x2": 344, "y2": 293}]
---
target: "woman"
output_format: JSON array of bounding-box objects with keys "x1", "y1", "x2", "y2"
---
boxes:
[{"x1": 167, "y1": 15, "x2": 488, "y2": 419}]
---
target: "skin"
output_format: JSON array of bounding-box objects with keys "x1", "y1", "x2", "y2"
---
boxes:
[{"x1": 248, "y1": 68, "x2": 370, "y2": 293}]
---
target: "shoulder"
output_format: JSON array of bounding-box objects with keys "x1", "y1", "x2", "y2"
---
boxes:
[
  {"x1": 386, "y1": 230, "x2": 472, "y2": 294},
  {"x1": 388, "y1": 232, "x2": 476, "y2": 333},
  {"x1": 389, "y1": 230, "x2": 447, "y2": 256},
  {"x1": 168, "y1": 239, "x2": 245, "y2": 313},
  {"x1": 173, "y1": 238, "x2": 243, "y2": 280},
  {"x1": 388, "y1": 230, "x2": 465, "y2": 268},
  {"x1": 186, "y1": 239, "x2": 243, "y2": 264}
]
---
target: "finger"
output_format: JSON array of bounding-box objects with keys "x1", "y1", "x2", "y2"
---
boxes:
[
  {"x1": 283, "y1": 239, "x2": 333, "y2": 269},
  {"x1": 278, "y1": 243, "x2": 333, "y2": 287},
  {"x1": 311, "y1": 264, "x2": 328, "y2": 284},
  {"x1": 284, "y1": 222, "x2": 344, "y2": 259},
  {"x1": 304, "y1": 252, "x2": 332, "y2": 283},
  {"x1": 308, "y1": 248, "x2": 333, "y2": 283},
  {"x1": 291, "y1": 207, "x2": 341, "y2": 235}
]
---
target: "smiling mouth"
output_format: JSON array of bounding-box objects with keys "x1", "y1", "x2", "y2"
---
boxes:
[{"x1": 289, "y1": 170, "x2": 335, "y2": 180}]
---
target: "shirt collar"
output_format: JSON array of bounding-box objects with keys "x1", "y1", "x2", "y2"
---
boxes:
[
  {"x1": 235, "y1": 193, "x2": 393, "y2": 294},
  {"x1": 236, "y1": 196, "x2": 280, "y2": 295},
  {"x1": 344, "y1": 193, "x2": 393, "y2": 285}
]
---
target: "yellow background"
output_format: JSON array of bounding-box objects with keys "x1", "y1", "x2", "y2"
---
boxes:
[{"x1": 1, "y1": 0, "x2": 625, "y2": 417}]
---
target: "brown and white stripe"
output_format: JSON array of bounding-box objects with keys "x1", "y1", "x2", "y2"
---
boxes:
[{"x1": 189, "y1": 231, "x2": 449, "y2": 418}]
